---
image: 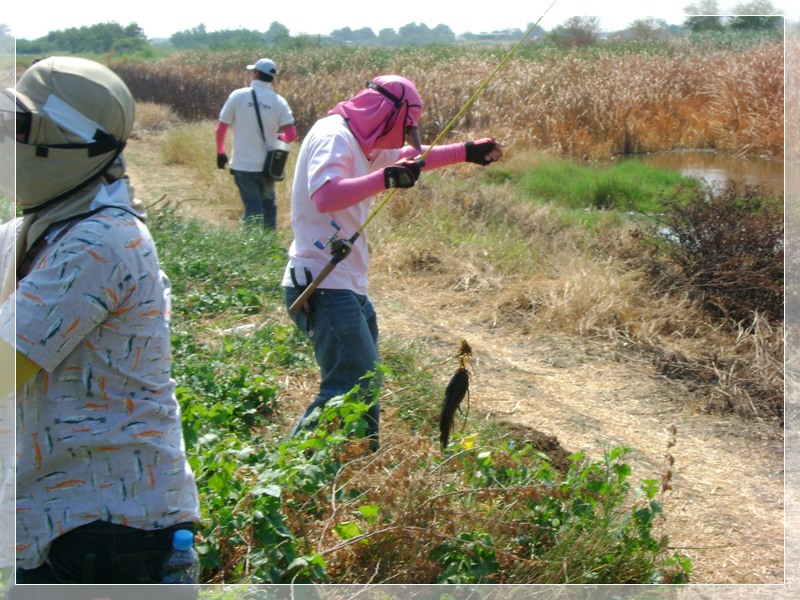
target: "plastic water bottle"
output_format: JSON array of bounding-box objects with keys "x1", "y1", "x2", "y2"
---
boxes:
[{"x1": 161, "y1": 529, "x2": 200, "y2": 584}]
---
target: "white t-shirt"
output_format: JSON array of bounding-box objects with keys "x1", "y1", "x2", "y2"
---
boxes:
[
  {"x1": 0, "y1": 205, "x2": 200, "y2": 569},
  {"x1": 218, "y1": 80, "x2": 294, "y2": 172},
  {"x1": 282, "y1": 114, "x2": 400, "y2": 295}
]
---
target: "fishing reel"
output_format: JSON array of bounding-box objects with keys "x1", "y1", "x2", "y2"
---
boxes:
[{"x1": 313, "y1": 220, "x2": 360, "y2": 265}]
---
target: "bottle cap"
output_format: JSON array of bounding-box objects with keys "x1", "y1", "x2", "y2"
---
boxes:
[{"x1": 173, "y1": 529, "x2": 194, "y2": 551}]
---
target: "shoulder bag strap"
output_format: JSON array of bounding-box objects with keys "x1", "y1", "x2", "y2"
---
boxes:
[{"x1": 251, "y1": 89, "x2": 266, "y2": 145}]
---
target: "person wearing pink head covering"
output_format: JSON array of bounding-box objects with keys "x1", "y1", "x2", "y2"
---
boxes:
[{"x1": 282, "y1": 75, "x2": 502, "y2": 450}]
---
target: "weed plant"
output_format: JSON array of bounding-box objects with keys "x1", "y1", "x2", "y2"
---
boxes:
[
  {"x1": 132, "y1": 101, "x2": 183, "y2": 137},
  {"x1": 159, "y1": 121, "x2": 235, "y2": 208}
]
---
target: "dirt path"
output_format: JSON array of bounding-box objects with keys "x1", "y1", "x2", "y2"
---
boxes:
[
  {"x1": 125, "y1": 137, "x2": 784, "y2": 585},
  {"x1": 370, "y1": 272, "x2": 785, "y2": 585}
]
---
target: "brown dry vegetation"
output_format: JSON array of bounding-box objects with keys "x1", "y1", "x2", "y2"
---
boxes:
[{"x1": 115, "y1": 38, "x2": 783, "y2": 160}]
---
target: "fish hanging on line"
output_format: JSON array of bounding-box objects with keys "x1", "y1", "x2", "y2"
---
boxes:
[{"x1": 439, "y1": 339, "x2": 473, "y2": 450}]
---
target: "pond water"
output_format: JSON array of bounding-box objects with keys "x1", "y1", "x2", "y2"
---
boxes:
[{"x1": 625, "y1": 150, "x2": 785, "y2": 197}]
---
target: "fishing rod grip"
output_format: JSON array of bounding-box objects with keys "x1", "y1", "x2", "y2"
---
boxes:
[{"x1": 288, "y1": 261, "x2": 336, "y2": 314}]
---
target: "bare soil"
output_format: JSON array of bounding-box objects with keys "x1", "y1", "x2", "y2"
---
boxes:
[{"x1": 125, "y1": 137, "x2": 785, "y2": 585}]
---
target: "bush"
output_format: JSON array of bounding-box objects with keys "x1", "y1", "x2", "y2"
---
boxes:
[{"x1": 642, "y1": 180, "x2": 783, "y2": 324}]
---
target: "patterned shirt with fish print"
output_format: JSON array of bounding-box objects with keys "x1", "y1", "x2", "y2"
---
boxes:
[{"x1": 0, "y1": 206, "x2": 201, "y2": 570}]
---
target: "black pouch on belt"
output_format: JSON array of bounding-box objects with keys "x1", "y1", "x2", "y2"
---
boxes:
[
  {"x1": 290, "y1": 266, "x2": 314, "y2": 314},
  {"x1": 290, "y1": 267, "x2": 314, "y2": 337}
]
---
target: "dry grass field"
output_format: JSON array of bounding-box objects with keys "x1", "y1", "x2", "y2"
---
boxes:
[{"x1": 115, "y1": 37, "x2": 784, "y2": 161}]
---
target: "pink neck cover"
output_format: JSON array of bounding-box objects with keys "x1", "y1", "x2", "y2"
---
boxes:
[{"x1": 328, "y1": 75, "x2": 423, "y2": 157}]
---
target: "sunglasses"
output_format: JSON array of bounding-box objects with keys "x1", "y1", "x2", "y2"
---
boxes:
[{"x1": 0, "y1": 89, "x2": 32, "y2": 144}]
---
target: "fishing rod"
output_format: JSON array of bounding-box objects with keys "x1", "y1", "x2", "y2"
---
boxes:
[{"x1": 290, "y1": 0, "x2": 559, "y2": 314}]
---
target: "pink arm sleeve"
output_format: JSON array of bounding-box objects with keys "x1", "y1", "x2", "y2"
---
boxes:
[
  {"x1": 215, "y1": 122, "x2": 228, "y2": 154},
  {"x1": 278, "y1": 124, "x2": 297, "y2": 143},
  {"x1": 312, "y1": 171, "x2": 387, "y2": 213},
  {"x1": 398, "y1": 143, "x2": 466, "y2": 169},
  {"x1": 311, "y1": 143, "x2": 467, "y2": 214}
]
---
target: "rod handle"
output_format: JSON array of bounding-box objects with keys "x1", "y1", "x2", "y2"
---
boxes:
[{"x1": 288, "y1": 261, "x2": 336, "y2": 314}]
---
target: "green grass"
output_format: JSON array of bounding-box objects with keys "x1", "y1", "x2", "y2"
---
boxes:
[
  {"x1": 155, "y1": 215, "x2": 285, "y2": 317},
  {"x1": 515, "y1": 156, "x2": 701, "y2": 213}
]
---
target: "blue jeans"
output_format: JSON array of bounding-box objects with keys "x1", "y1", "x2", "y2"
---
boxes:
[
  {"x1": 231, "y1": 169, "x2": 277, "y2": 229},
  {"x1": 11, "y1": 520, "x2": 195, "y2": 585},
  {"x1": 285, "y1": 286, "x2": 382, "y2": 448}
]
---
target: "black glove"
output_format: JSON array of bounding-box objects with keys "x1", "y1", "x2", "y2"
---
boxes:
[
  {"x1": 383, "y1": 157, "x2": 425, "y2": 189},
  {"x1": 465, "y1": 138, "x2": 500, "y2": 166},
  {"x1": 217, "y1": 153, "x2": 228, "y2": 169}
]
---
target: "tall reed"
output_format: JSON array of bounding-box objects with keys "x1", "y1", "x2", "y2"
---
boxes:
[{"x1": 113, "y1": 38, "x2": 784, "y2": 160}]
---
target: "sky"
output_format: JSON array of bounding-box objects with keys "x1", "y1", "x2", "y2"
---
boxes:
[{"x1": 3, "y1": 0, "x2": 794, "y2": 41}]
